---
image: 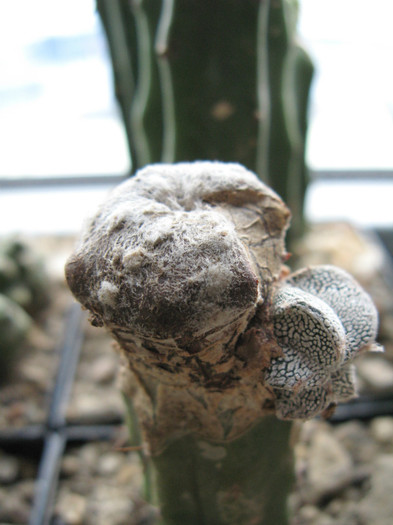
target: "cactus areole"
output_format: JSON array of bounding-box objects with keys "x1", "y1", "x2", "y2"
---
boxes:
[{"x1": 65, "y1": 162, "x2": 380, "y2": 524}]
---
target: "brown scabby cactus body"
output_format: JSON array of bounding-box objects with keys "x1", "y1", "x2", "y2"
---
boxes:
[
  {"x1": 66, "y1": 162, "x2": 291, "y2": 448},
  {"x1": 66, "y1": 162, "x2": 289, "y2": 344},
  {"x1": 65, "y1": 162, "x2": 380, "y2": 451}
]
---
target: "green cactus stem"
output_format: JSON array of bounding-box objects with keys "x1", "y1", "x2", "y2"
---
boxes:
[
  {"x1": 65, "y1": 162, "x2": 380, "y2": 525},
  {"x1": 151, "y1": 417, "x2": 293, "y2": 525},
  {"x1": 97, "y1": 0, "x2": 314, "y2": 241}
]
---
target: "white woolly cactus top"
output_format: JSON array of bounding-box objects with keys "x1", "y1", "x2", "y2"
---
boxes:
[
  {"x1": 65, "y1": 161, "x2": 380, "y2": 445},
  {"x1": 66, "y1": 161, "x2": 289, "y2": 347}
]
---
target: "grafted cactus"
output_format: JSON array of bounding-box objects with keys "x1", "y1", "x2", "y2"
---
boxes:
[{"x1": 65, "y1": 161, "x2": 380, "y2": 525}]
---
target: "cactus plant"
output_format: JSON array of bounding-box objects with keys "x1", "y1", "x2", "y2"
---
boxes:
[
  {"x1": 65, "y1": 161, "x2": 380, "y2": 525},
  {"x1": 0, "y1": 293, "x2": 32, "y2": 381},
  {"x1": 96, "y1": 0, "x2": 314, "y2": 242},
  {"x1": 0, "y1": 237, "x2": 49, "y2": 381},
  {"x1": 0, "y1": 237, "x2": 49, "y2": 315}
]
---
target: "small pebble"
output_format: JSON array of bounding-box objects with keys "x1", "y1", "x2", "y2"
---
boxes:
[
  {"x1": 61, "y1": 455, "x2": 80, "y2": 477},
  {"x1": 306, "y1": 429, "x2": 353, "y2": 503},
  {"x1": 0, "y1": 454, "x2": 19, "y2": 484},
  {"x1": 334, "y1": 420, "x2": 378, "y2": 464},
  {"x1": 370, "y1": 416, "x2": 393, "y2": 446},
  {"x1": 55, "y1": 491, "x2": 87, "y2": 525},
  {"x1": 96, "y1": 452, "x2": 123, "y2": 477},
  {"x1": 358, "y1": 454, "x2": 393, "y2": 525},
  {"x1": 116, "y1": 460, "x2": 143, "y2": 486},
  {"x1": 296, "y1": 503, "x2": 320, "y2": 522},
  {"x1": 356, "y1": 357, "x2": 393, "y2": 393},
  {"x1": 88, "y1": 355, "x2": 117, "y2": 384},
  {"x1": 67, "y1": 388, "x2": 123, "y2": 423}
]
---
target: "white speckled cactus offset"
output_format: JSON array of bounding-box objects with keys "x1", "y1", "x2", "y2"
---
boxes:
[
  {"x1": 65, "y1": 161, "x2": 381, "y2": 525},
  {"x1": 266, "y1": 265, "x2": 380, "y2": 420}
]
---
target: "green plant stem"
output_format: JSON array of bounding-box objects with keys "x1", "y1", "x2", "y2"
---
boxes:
[
  {"x1": 97, "y1": 0, "x2": 314, "y2": 243},
  {"x1": 122, "y1": 392, "x2": 154, "y2": 504},
  {"x1": 151, "y1": 417, "x2": 294, "y2": 525}
]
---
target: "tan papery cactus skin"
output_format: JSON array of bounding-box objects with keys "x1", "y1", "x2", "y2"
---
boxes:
[{"x1": 66, "y1": 162, "x2": 292, "y2": 448}]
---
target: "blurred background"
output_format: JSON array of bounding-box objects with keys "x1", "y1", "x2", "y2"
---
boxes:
[
  {"x1": 0, "y1": 0, "x2": 392, "y2": 235},
  {"x1": 1, "y1": 2, "x2": 393, "y2": 524}
]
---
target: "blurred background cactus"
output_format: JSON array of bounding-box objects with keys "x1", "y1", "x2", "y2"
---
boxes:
[
  {"x1": 0, "y1": 237, "x2": 49, "y2": 381},
  {"x1": 96, "y1": 0, "x2": 314, "y2": 243},
  {"x1": 0, "y1": 237, "x2": 49, "y2": 315}
]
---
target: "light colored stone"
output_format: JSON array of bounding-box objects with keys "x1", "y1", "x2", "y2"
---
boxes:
[
  {"x1": 295, "y1": 503, "x2": 320, "y2": 523},
  {"x1": 61, "y1": 455, "x2": 80, "y2": 477},
  {"x1": 96, "y1": 452, "x2": 123, "y2": 477},
  {"x1": 87, "y1": 484, "x2": 135, "y2": 525},
  {"x1": 358, "y1": 454, "x2": 393, "y2": 525},
  {"x1": 55, "y1": 491, "x2": 87, "y2": 525},
  {"x1": 370, "y1": 417, "x2": 393, "y2": 446},
  {"x1": 356, "y1": 356, "x2": 393, "y2": 393},
  {"x1": 0, "y1": 454, "x2": 19, "y2": 484},
  {"x1": 88, "y1": 355, "x2": 117, "y2": 384},
  {"x1": 116, "y1": 460, "x2": 143, "y2": 486},
  {"x1": 334, "y1": 420, "x2": 378, "y2": 464},
  {"x1": 305, "y1": 429, "x2": 353, "y2": 503},
  {"x1": 0, "y1": 486, "x2": 31, "y2": 523},
  {"x1": 67, "y1": 387, "x2": 123, "y2": 423}
]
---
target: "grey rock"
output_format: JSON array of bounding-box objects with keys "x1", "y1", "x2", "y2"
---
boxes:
[
  {"x1": 358, "y1": 454, "x2": 393, "y2": 525},
  {"x1": 54, "y1": 491, "x2": 87, "y2": 525},
  {"x1": 0, "y1": 453, "x2": 19, "y2": 484},
  {"x1": 334, "y1": 420, "x2": 378, "y2": 464},
  {"x1": 303, "y1": 428, "x2": 354, "y2": 504},
  {"x1": 356, "y1": 356, "x2": 393, "y2": 394},
  {"x1": 370, "y1": 417, "x2": 393, "y2": 447}
]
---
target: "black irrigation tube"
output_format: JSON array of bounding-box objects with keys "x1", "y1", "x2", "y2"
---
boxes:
[
  {"x1": 330, "y1": 395, "x2": 393, "y2": 424},
  {"x1": 28, "y1": 303, "x2": 86, "y2": 525},
  {"x1": 26, "y1": 303, "x2": 125, "y2": 525},
  {"x1": 0, "y1": 424, "x2": 119, "y2": 453}
]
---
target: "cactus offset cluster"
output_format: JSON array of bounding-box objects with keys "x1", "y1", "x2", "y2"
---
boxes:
[
  {"x1": 0, "y1": 237, "x2": 49, "y2": 380},
  {"x1": 266, "y1": 265, "x2": 380, "y2": 419}
]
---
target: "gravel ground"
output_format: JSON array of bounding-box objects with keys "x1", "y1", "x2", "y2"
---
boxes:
[
  {"x1": 3, "y1": 416, "x2": 393, "y2": 524},
  {"x1": 1, "y1": 225, "x2": 393, "y2": 524}
]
